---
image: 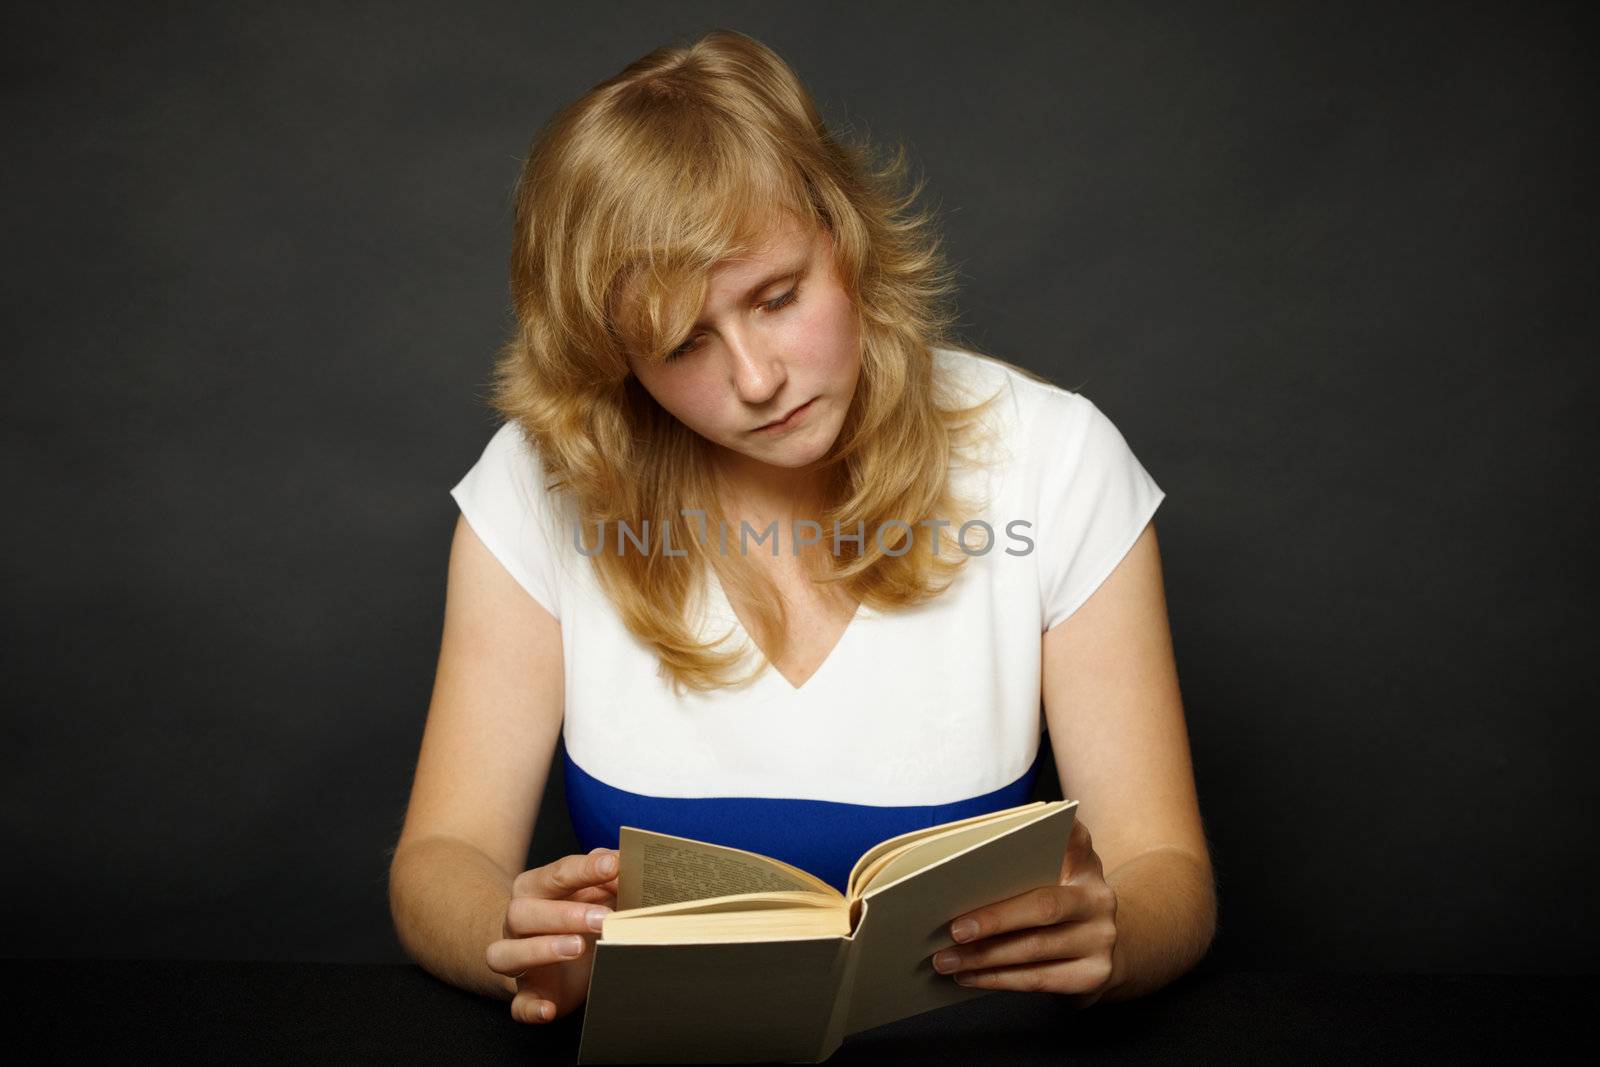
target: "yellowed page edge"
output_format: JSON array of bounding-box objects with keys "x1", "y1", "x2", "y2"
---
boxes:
[
  {"x1": 844, "y1": 801, "x2": 1047, "y2": 900},
  {"x1": 860, "y1": 800, "x2": 1076, "y2": 899},
  {"x1": 608, "y1": 890, "x2": 843, "y2": 920},
  {"x1": 602, "y1": 902, "x2": 852, "y2": 944}
]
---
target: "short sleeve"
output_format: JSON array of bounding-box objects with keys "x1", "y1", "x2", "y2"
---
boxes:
[
  {"x1": 449, "y1": 421, "x2": 567, "y2": 620},
  {"x1": 1031, "y1": 390, "x2": 1166, "y2": 631}
]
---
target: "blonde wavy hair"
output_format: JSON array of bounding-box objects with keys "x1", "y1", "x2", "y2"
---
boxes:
[{"x1": 487, "y1": 28, "x2": 1016, "y2": 694}]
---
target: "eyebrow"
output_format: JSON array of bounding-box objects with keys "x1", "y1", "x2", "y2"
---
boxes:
[{"x1": 688, "y1": 258, "x2": 807, "y2": 330}]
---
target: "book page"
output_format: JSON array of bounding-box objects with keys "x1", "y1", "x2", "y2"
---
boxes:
[
  {"x1": 844, "y1": 801, "x2": 1077, "y2": 1037},
  {"x1": 602, "y1": 896, "x2": 850, "y2": 944},
  {"x1": 855, "y1": 805, "x2": 1053, "y2": 895},
  {"x1": 845, "y1": 801, "x2": 1044, "y2": 900},
  {"x1": 610, "y1": 890, "x2": 844, "y2": 921},
  {"x1": 617, "y1": 825, "x2": 841, "y2": 910}
]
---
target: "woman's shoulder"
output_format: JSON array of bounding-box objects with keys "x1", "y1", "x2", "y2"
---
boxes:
[
  {"x1": 459, "y1": 419, "x2": 577, "y2": 515},
  {"x1": 449, "y1": 419, "x2": 575, "y2": 618},
  {"x1": 930, "y1": 343, "x2": 1097, "y2": 457},
  {"x1": 476, "y1": 418, "x2": 546, "y2": 477},
  {"x1": 457, "y1": 418, "x2": 584, "y2": 538}
]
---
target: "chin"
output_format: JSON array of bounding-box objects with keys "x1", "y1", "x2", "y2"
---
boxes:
[
  {"x1": 722, "y1": 433, "x2": 824, "y2": 472},
  {"x1": 771, "y1": 444, "x2": 830, "y2": 468}
]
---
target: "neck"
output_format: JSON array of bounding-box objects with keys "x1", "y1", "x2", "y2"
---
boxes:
[{"x1": 711, "y1": 448, "x2": 829, "y2": 525}]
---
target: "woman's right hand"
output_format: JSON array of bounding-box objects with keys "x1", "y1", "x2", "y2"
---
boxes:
[{"x1": 486, "y1": 846, "x2": 620, "y2": 1024}]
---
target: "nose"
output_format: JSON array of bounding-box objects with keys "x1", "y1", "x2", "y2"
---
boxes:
[{"x1": 724, "y1": 330, "x2": 786, "y2": 407}]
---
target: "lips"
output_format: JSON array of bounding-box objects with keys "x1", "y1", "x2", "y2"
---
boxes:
[{"x1": 754, "y1": 397, "x2": 814, "y2": 432}]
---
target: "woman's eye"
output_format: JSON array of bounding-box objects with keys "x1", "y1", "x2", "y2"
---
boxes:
[
  {"x1": 664, "y1": 287, "x2": 799, "y2": 362},
  {"x1": 763, "y1": 287, "x2": 799, "y2": 312}
]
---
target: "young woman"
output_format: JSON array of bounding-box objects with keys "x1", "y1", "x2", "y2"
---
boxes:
[{"x1": 388, "y1": 29, "x2": 1215, "y2": 1029}]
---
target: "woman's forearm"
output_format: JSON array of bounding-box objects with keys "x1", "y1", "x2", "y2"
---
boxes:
[
  {"x1": 388, "y1": 835, "x2": 520, "y2": 1001},
  {"x1": 1098, "y1": 846, "x2": 1217, "y2": 1004}
]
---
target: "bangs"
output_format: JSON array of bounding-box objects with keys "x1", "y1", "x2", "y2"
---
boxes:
[{"x1": 599, "y1": 116, "x2": 824, "y2": 364}]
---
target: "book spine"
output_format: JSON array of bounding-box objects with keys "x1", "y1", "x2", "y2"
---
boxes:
[{"x1": 813, "y1": 902, "x2": 868, "y2": 1062}]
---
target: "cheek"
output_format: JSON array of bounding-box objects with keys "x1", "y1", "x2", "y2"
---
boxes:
[
  {"x1": 796, "y1": 288, "x2": 861, "y2": 373},
  {"x1": 656, "y1": 373, "x2": 729, "y2": 431}
]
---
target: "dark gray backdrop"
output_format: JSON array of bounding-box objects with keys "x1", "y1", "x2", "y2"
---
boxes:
[{"x1": 4, "y1": 1, "x2": 1593, "y2": 975}]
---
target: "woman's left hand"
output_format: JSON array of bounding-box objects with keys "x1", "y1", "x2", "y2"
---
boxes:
[{"x1": 931, "y1": 816, "x2": 1119, "y2": 1007}]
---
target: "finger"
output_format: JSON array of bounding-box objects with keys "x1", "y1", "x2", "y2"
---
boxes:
[
  {"x1": 584, "y1": 889, "x2": 618, "y2": 913},
  {"x1": 946, "y1": 885, "x2": 1094, "y2": 944},
  {"x1": 503, "y1": 896, "x2": 614, "y2": 939},
  {"x1": 487, "y1": 929, "x2": 598, "y2": 975},
  {"x1": 568, "y1": 879, "x2": 619, "y2": 904},
  {"x1": 513, "y1": 847, "x2": 619, "y2": 899},
  {"x1": 951, "y1": 953, "x2": 1115, "y2": 997},
  {"x1": 932, "y1": 916, "x2": 1112, "y2": 976},
  {"x1": 1060, "y1": 819, "x2": 1099, "y2": 880},
  {"x1": 511, "y1": 991, "x2": 556, "y2": 1024}
]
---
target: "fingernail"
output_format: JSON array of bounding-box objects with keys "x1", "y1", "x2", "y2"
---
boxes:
[
  {"x1": 951, "y1": 920, "x2": 979, "y2": 942},
  {"x1": 586, "y1": 907, "x2": 609, "y2": 931},
  {"x1": 540, "y1": 1002, "x2": 553, "y2": 1020},
  {"x1": 598, "y1": 853, "x2": 618, "y2": 876},
  {"x1": 557, "y1": 935, "x2": 583, "y2": 956},
  {"x1": 932, "y1": 950, "x2": 959, "y2": 972}
]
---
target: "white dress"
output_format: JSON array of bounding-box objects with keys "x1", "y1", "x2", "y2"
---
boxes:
[{"x1": 449, "y1": 345, "x2": 1166, "y2": 890}]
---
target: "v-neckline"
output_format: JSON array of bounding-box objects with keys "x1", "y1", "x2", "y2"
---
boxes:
[{"x1": 706, "y1": 569, "x2": 863, "y2": 693}]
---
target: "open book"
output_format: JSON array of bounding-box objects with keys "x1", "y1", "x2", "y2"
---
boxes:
[{"x1": 576, "y1": 798, "x2": 1076, "y2": 1064}]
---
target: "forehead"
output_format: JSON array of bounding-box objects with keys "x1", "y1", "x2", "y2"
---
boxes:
[
  {"x1": 653, "y1": 210, "x2": 808, "y2": 276},
  {"x1": 613, "y1": 210, "x2": 816, "y2": 313},
  {"x1": 711, "y1": 213, "x2": 814, "y2": 275}
]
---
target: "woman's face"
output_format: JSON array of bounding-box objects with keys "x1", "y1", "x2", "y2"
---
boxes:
[{"x1": 625, "y1": 215, "x2": 861, "y2": 489}]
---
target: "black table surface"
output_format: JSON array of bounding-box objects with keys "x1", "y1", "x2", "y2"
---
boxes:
[{"x1": 10, "y1": 959, "x2": 1594, "y2": 1063}]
